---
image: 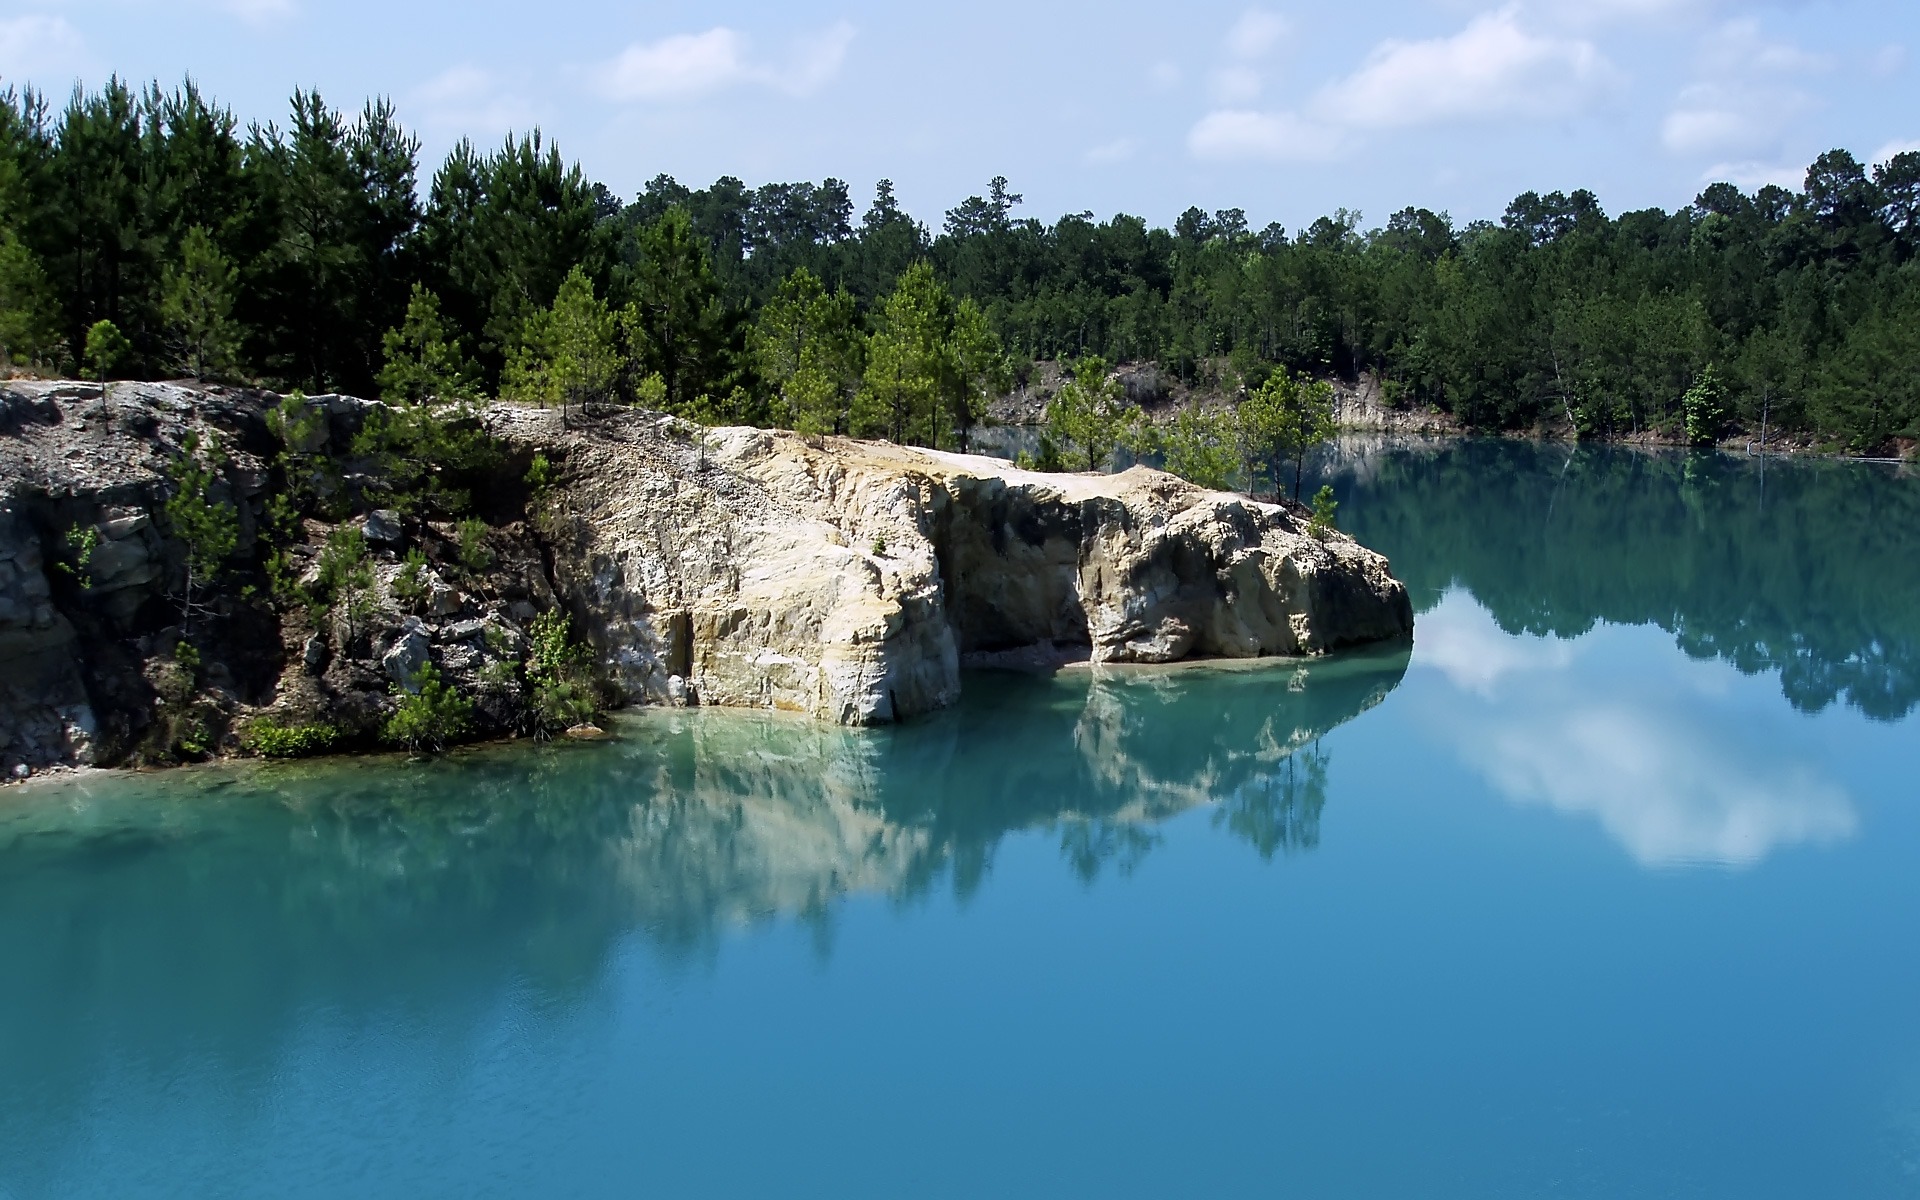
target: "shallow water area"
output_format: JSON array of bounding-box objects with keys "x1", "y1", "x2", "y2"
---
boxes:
[{"x1": 3, "y1": 438, "x2": 1919, "y2": 1198}]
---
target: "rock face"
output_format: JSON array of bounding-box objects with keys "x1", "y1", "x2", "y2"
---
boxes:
[
  {"x1": 0, "y1": 380, "x2": 1412, "y2": 773},
  {"x1": 500, "y1": 408, "x2": 1412, "y2": 727}
]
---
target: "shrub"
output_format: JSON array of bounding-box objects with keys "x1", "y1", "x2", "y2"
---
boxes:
[
  {"x1": 242, "y1": 719, "x2": 341, "y2": 759},
  {"x1": 1682, "y1": 365, "x2": 1728, "y2": 446},
  {"x1": 384, "y1": 662, "x2": 473, "y2": 754},
  {"x1": 525, "y1": 609, "x2": 598, "y2": 737},
  {"x1": 1308, "y1": 485, "x2": 1340, "y2": 540},
  {"x1": 315, "y1": 524, "x2": 376, "y2": 639},
  {"x1": 456, "y1": 516, "x2": 493, "y2": 574},
  {"x1": 390, "y1": 548, "x2": 429, "y2": 609},
  {"x1": 59, "y1": 523, "x2": 98, "y2": 589}
]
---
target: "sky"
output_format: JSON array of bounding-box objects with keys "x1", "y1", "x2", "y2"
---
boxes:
[{"x1": 1, "y1": 0, "x2": 1915, "y2": 233}]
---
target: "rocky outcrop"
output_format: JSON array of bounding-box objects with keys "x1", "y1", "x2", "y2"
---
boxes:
[
  {"x1": 504, "y1": 409, "x2": 1411, "y2": 727},
  {"x1": 0, "y1": 380, "x2": 1412, "y2": 774}
]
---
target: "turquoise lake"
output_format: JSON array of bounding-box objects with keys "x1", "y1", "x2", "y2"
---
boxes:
[{"x1": 3, "y1": 439, "x2": 1918, "y2": 1198}]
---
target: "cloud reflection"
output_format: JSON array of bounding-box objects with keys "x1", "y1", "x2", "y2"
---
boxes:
[{"x1": 1417, "y1": 591, "x2": 1857, "y2": 869}]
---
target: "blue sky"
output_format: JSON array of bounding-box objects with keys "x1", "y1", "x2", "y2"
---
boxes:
[{"x1": 1, "y1": 0, "x2": 1914, "y2": 232}]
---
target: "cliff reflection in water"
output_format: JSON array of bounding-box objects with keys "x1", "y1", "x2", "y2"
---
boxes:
[
  {"x1": 1315, "y1": 437, "x2": 1920, "y2": 720},
  {"x1": 0, "y1": 648, "x2": 1405, "y2": 1128}
]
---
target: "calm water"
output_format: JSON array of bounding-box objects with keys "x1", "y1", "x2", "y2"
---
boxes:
[{"x1": 3, "y1": 440, "x2": 1919, "y2": 1198}]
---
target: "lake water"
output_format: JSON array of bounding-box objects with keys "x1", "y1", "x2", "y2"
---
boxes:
[{"x1": 3, "y1": 439, "x2": 1918, "y2": 1198}]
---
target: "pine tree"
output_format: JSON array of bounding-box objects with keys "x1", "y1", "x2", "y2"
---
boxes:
[
  {"x1": 505, "y1": 266, "x2": 622, "y2": 417},
  {"x1": 379, "y1": 284, "x2": 477, "y2": 403},
  {"x1": 751, "y1": 267, "x2": 863, "y2": 434},
  {"x1": 160, "y1": 226, "x2": 242, "y2": 379}
]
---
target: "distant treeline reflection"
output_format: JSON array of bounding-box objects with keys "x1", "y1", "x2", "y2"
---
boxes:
[
  {"x1": 1320, "y1": 438, "x2": 1920, "y2": 720},
  {"x1": 0, "y1": 648, "x2": 1404, "y2": 1127}
]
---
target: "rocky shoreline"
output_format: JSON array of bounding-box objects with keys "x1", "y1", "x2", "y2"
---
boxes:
[{"x1": 0, "y1": 380, "x2": 1413, "y2": 777}]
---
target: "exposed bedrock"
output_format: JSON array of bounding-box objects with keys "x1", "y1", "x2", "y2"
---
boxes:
[
  {"x1": 510, "y1": 408, "x2": 1413, "y2": 727},
  {"x1": 0, "y1": 384, "x2": 1412, "y2": 771}
]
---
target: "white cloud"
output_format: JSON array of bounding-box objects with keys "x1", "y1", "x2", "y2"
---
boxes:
[
  {"x1": 1699, "y1": 160, "x2": 1805, "y2": 189},
  {"x1": 1414, "y1": 593, "x2": 1857, "y2": 870},
  {"x1": 1466, "y1": 701, "x2": 1856, "y2": 868},
  {"x1": 1188, "y1": 6, "x2": 1612, "y2": 163},
  {"x1": 411, "y1": 65, "x2": 537, "y2": 138},
  {"x1": 1227, "y1": 9, "x2": 1290, "y2": 60},
  {"x1": 1188, "y1": 109, "x2": 1342, "y2": 162},
  {"x1": 1546, "y1": 0, "x2": 1717, "y2": 24},
  {"x1": 1871, "y1": 45, "x2": 1908, "y2": 77},
  {"x1": 1662, "y1": 87, "x2": 1774, "y2": 155},
  {"x1": 593, "y1": 21, "x2": 854, "y2": 103},
  {"x1": 1083, "y1": 138, "x2": 1136, "y2": 165},
  {"x1": 1876, "y1": 139, "x2": 1920, "y2": 165},
  {"x1": 1149, "y1": 61, "x2": 1183, "y2": 90},
  {"x1": 1326, "y1": 7, "x2": 1615, "y2": 129},
  {"x1": 0, "y1": 15, "x2": 92, "y2": 86},
  {"x1": 1211, "y1": 65, "x2": 1264, "y2": 105},
  {"x1": 1414, "y1": 596, "x2": 1576, "y2": 697},
  {"x1": 786, "y1": 21, "x2": 857, "y2": 95},
  {"x1": 1660, "y1": 20, "x2": 1824, "y2": 159},
  {"x1": 1701, "y1": 18, "x2": 1830, "y2": 76}
]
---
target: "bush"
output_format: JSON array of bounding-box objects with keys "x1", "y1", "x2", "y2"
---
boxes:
[
  {"x1": 456, "y1": 516, "x2": 493, "y2": 573},
  {"x1": 384, "y1": 662, "x2": 473, "y2": 754},
  {"x1": 390, "y1": 548, "x2": 429, "y2": 609},
  {"x1": 526, "y1": 609, "x2": 599, "y2": 737},
  {"x1": 1309, "y1": 485, "x2": 1340, "y2": 540},
  {"x1": 316, "y1": 524, "x2": 376, "y2": 638},
  {"x1": 242, "y1": 719, "x2": 341, "y2": 759}
]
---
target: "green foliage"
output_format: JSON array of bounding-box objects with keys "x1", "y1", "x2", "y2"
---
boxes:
[
  {"x1": 1016, "y1": 434, "x2": 1066, "y2": 472},
  {"x1": 1046, "y1": 355, "x2": 1132, "y2": 471},
  {"x1": 0, "y1": 229, "x2": 59, "y2": 366},
  {"x1": 59, "y1": 523, "x2": 98, "y2": 588},
  {"x1": 751, "y1": 267, "x2": 864, "y2": 434},
  {"x1": 163, "y1": 432, "x2": 240, "y2": 614},
  {"x1": 1309, "y1": 485, "x2": 1339, "y2": 539},
  {"x1": 242, "y1": 718, "x2": 341, "y2": 758},
  {"x1": 1682, "y1": 365, "x2": 1729, "y2": 446},
  {"x1": 350, "y1": 397, "x2": 500, "y2": 516},
  {"x1": 390, "y1": 548, "x2": 429, "y2": 608},
  {"x1": 83, "y1": 318, "x2": 130, "y2": 382},
  {"x1": 628, "y1": 207, "x2": 734, "y2": 415},
  {"x1": 315, "y1": 524, "x2": 376, "y2": 637},
  {"x1": 379, "y1": 284, "x2": 477, "y2": 403},
  {"x1": 144, "y1": 640, "x2": 210, "y2": 762},
  {"x1": 1159, "y1": 408, "x2": 1239, "y2": 490},
  {"x1": 159, "y1": 226, "x2": 241, "y2": 379},
  {"x1": 524, "y1": 452, "x2": 555, "y2": 495},
  {"x1": 6, "y1": 76, "x2": 1920, "y2": 448},
  {"x1": 455, "y1": 516, "x2": 493, "y2": 574},
  {"x1": 504, "y1": 265, "x2": 623, "y2": 413},
  {"x1": 1238, "y1": 371, "x2": 1336, "y2": 499},
  {"x1": 384, "y1": 661, "x2": 473, "y2": 754},
  {"x1": 860, "y1": 261, "x2": 949, "y2": 443},
  {"x1": 856, "y1": 262, "x2": 1008, "y2": 448},
  {"x1": 524, "y1": 609, "x2": 598, "y2": 737}
]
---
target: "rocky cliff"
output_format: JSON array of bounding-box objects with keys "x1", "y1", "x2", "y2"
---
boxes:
[{"x1": 0, "y1": 380, "x2": 1412, "y2": 775}]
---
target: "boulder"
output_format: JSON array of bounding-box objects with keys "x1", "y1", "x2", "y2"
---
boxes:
[
  {"x1": 381, "y1": 620, "x2": 431, "y2": 690},
  {"x1": 363, "y1": 509, "x2": 404, "y2": 547}
]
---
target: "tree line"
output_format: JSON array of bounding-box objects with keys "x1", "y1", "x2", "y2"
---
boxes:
[{"x1": 3, "y1": 79, "x2": 1918, "y2": 453}]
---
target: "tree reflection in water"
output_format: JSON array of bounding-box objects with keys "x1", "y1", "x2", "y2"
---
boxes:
[
  {"x1": 1313, "y1": 436, "x2": 1920, "y2": 720},
  {"x1": 0, "y1": 644, "x2": 1408, "y2": 1127}
]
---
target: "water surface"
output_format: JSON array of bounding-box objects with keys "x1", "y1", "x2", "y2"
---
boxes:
[{"x1": 2, "y1": 440, "x2": 1917, "y2": 1198}]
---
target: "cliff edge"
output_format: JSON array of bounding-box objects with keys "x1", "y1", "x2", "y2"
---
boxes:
[{"x1": 0, "y1": 381, "x2": 1412, "y2": 773}]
